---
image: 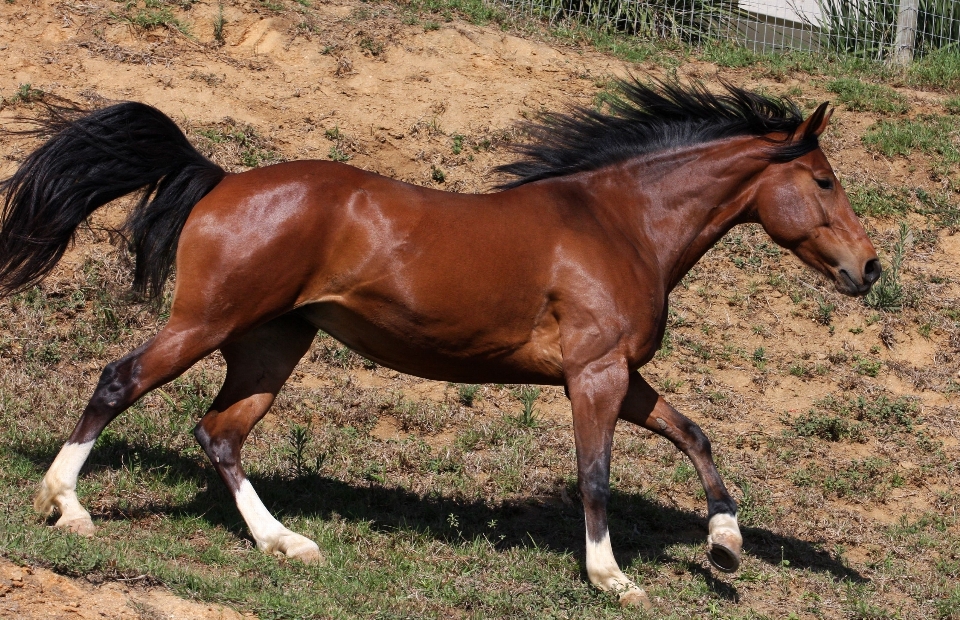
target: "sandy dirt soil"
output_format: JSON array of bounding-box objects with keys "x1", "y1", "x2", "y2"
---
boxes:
[
  {"x1": 1, "y1": 0, "x2": 958, "y2": 617},
  {"x1": 0, "y1": 556, "x2": 249, "y2": 619}
]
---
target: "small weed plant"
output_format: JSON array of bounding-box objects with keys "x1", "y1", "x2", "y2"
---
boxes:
[
  {"x1": 865, "y1": 223, "x2": 911, "y2": 312},
  {"x1": 510, "y1": 385, "x2": 541, "y2": 428},
  {"x1": 456, "y1": 383, "x2": 480, "y2": 406},
  {"x1": 213, "y1": 3, "x2": 226, "y2": 44}
]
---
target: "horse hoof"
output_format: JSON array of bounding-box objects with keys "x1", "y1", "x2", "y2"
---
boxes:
[
  {"x1": 618, "y1": 587, "x2": 652, "y2": 610},
  {"x1": 55, "y1": 516, "x2": 96, "y2": 537},
  {"x1": 275, "y1": 533, "x2": 324, "y2": 564},
  {"x1": 289, "y1": 546, "x2": 324, "y2": 565},
  {"x1": 707, "y1": 542, "x2": 741, "y2": 573}
]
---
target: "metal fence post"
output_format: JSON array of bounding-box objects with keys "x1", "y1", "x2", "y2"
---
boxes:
[{"x1": 893, "y1": 0, "x2": 920, "y2": 65}]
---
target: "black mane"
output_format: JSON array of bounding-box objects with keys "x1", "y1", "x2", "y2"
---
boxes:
[{"x1": 496, "y1": 78, "x2": 818, "y2": 189}]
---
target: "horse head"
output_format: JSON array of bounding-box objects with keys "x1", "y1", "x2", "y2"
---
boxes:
[{"x1": 752, "y1": 103, "x2": 881, "y2": 296}]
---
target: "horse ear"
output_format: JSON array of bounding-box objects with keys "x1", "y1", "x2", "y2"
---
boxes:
[{"x1": 796, "y1": 102, "x2": 832, "y2": 140}]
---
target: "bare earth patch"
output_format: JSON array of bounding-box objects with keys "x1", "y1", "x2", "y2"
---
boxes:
[
  {"x1": 0, "y1": 556, "x2": 250, "y2": 619},
  {"x1": 1, "y1": 0, "x2": 959, "y2": 617}
]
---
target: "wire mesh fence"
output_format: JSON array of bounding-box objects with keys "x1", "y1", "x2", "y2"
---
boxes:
[{"x1": 490, "y1": 0, "x2": 960, "y2": 62}]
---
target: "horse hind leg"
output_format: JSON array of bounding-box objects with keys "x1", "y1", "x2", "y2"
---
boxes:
[
  {"x1": 193, "y1": 313, "x2": 321, "y2": 563},
  {"x1": 34, "y1": 323, "x2": 223, "y2": 535}
]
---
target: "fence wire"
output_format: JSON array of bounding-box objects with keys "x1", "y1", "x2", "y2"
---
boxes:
[{"x1": 490, "y1": 0, "x2": 960, "y2": 61}]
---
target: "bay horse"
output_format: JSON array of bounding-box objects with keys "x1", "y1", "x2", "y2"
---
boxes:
[{"x1": 0, "y1": 79, "x2": 879, "y2": 608}]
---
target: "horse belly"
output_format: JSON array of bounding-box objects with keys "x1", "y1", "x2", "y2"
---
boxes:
[{"x1": 298, "y1": 302, "x2": 564, "y2": 385}]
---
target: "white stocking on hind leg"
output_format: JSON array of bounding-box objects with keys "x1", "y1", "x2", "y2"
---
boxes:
[
  {"x1": 193, "y1": 314, "x2": 322, "y2": 563},
  {"x1": 35, "y1": 328, "x2": 220, "y2": 535},
  {"x1": 34, "y1": 440, "x2": 96, "y2": 535}
]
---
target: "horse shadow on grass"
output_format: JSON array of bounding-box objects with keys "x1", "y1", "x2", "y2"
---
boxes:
[{"x1": 19, "y1": 440, "x2": 866, "y2": 594}]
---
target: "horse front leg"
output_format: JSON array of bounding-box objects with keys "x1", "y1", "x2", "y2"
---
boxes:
[
  {"x1": 620, "y1": 372, "x2": 742, "y2": 572},
  {"x1": 567, "y1": 359, "x2": 651, "y2": 609}
]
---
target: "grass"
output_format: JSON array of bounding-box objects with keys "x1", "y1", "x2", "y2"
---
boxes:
[
  {"x1": 193, "y1": 122, "x2": 281, "y2": 170},
  {"x1": 324, "y1": 126, "x2": 352, "y2": 163},
  {"x1": 1, "y1": 83, "x2": 45, "y2": 108},
  {"x1": 110, "y1": 0, "x2": 192, "y2": 35},
  {"x1": 2, "y1": 1, "x2": 960, "y2": 617},
  {"x1": 213, "y1": 3, "x2": 225, "y2": 45},
  {"x1": 864, "y1": 223, "x2": 911, "y2": 312},
  {"x1": 863, "y1": 115, "x2": 960, "y2": 183},
  {"x1": 825, "y1": 78, "x2": 909, "y2": 114}
]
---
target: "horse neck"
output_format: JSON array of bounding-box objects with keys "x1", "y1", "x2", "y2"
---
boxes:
[{"x1": 588, "y1": 135, "x2": 770, "y2": 291}]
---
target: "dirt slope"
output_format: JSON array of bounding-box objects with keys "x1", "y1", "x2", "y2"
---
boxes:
[{"x1": 1, "y1": 0, "x2": 959, "y2": 617}]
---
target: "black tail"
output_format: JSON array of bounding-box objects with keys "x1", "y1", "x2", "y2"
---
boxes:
[{"x1": 0, "y1": 101, "x2": 226, "y2": 300}]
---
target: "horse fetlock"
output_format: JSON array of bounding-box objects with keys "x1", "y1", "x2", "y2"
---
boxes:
[
  {"x1": 707, "y1": 513, "x2": 742, "y2": 573},
  {"x1": 33, "y1": 476, "x2": 60, "y2": 516}
]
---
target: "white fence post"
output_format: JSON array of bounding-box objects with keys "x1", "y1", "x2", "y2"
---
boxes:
[{"x1": 893, "y1": 0, "x2": 920, "y2": 65}]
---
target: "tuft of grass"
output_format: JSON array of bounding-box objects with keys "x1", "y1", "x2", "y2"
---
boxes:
[
  {"x1": 456, "y1": 384, "x2": 480, "y2": 406},
  {"x1": 814, "y1": 297, "x2": 835, "y2": 326},
  {"x1": 937, "y1": 584, "x2": 960, "y2": 620},
  {"x1": 359, "y1": 36, "x2": 385, "y2": 57},
  {"x1": 698, "y1": 41, "x2": 760, "y2": 68},
  {"x1": 111, "y1": 0, "x2": 192, "y2": 35},
  {"x1": 509, "y1": 385, "x2": 541, "y2": 428},
  {"x1": 848, "y1": 183, "x2": 908, "y2": 218},
  {"x1": 908, "y1": 47, "x2": 960, "y2": 91},
  {"x1": 451, "y1": 133, "x2": 465, "y2": 155},
  {"x1": 194, "y1": 122, "x2": 281, "y2": 170},
  {"x1": 1, "y1": 83, "x2": 44, "y2": 108},
  {"x1": 213, "y1": 3, "x2": 225, "y2": 45},
  {"x1": 324, "y1": 126, "x2": 352, "y2": 163},
  {"x1": 825, "y1": 78, "x2": 909, "y2": 114},
  {"x1": 946, "y1": 96, "x2": 960, "y2": 115},
  {"x1": 789, "y1": 411, "x2": 864, "y2": 442}
]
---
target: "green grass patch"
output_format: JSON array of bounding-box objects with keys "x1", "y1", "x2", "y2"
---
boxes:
[
  {"x1": 825, "y1": 78, "x2": 909, "y2": 114},
  {"x1": 946, "y1": 96, "x2": 960, "y2": 115},
  {"x1": 787, "y1": 392, "x2": 920, "y2": 443},
  {"x1": 863, "y1": 115, "x2": 960, "y2": 167},
  {"x1": 194, "y1": 122, "x2": 281, "y2": 170},
  {"x1": 908, "y1": 47, "x2": 960, "y2": 91},
  {"x1": 110, "y1": 0, "x2": 192, "y2": 34},
  {"x1": 848, "y1": 183, "x2": 908, "y2": 218}
]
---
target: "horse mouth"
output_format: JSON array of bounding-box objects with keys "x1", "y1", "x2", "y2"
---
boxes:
[{"x1": 836, "y1": 269, "x2": 871, "y2": 296}]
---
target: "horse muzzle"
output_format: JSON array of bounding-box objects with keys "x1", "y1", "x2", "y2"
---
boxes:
[{"x1": 837, "y1": 258, "x2": 881, "y2": 296}]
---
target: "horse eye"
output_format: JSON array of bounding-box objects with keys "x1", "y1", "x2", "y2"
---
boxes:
[{"x1": 815, "y1": 177, "x2": 834, "y2": 190}]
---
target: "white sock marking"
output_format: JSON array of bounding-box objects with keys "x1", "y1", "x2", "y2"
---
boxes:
[
  {"x1": 234, "y1": 479, "x2": 319, "y2": 559},
  {"x1": 584, "y1": 527, "x2": 644, "y2": 597},
  {"x1": 36, "y1": 440, "x2": 95, "y2": 524}
]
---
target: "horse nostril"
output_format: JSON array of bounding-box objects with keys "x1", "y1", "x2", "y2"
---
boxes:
[{"x1": 864, "y1": 258, "x2": 882, "y2": 285}]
